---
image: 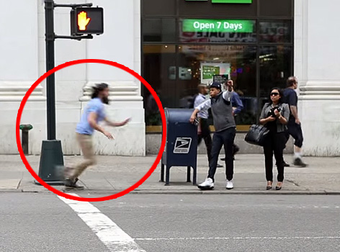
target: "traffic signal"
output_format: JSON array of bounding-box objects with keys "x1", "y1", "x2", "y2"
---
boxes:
[{"x1": 70, "y1": 7, "x2": 104, "y2": 36}]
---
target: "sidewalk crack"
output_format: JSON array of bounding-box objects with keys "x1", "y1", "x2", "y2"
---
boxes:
[
  {"x1": 286, "y1": 179, "x2": 300, "y2": 187},
  {"x1": 17, "y1": 178, "x2": 22, "y2": 190},
  {"x1": 105, "y1": 178, "x2": 116, "y2": 190},
  {"x1": 17, "y1": 172, "x2": 24, "y2": 190}
]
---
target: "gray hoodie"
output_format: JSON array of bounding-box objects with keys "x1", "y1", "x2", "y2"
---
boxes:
[{"x1": 195, "y1": 91, "x2": 236, "y2": 132}]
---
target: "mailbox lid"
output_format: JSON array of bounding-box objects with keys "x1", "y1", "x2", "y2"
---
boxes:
[{"x1": 165, "y1": 108, "x2": 195, "y2": 124}]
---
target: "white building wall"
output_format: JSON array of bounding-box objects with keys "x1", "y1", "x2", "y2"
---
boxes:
[
  {"x1": 2, "y1": 0, "x2": 340, "y2": 157},
  {"x1": 295, "y1": 0, "x2": 340, "y2": 156},
  {"x1": 0, "y1": 0, "x2": 145, "y2": 156},
  {"x1": 0, "y1": 0, "x2": 46, "y2": 154}
]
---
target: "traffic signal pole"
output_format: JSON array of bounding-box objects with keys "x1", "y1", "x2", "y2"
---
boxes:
[
  {"x1": 45, "y1": 0, "x2": 56, "y2": 140},
  {"x1": 35, "y1": 0, "x2": 98, "y2": 185}
]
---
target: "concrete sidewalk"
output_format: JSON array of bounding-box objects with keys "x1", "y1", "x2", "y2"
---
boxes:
[{"x1": 0, "y1": 154, "x2": 339, "y2": 195}]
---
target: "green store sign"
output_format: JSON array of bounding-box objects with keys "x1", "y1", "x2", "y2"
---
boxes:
[
  {"x1": 186, "y1": 0, "x2": 252, "y2": 3},
  {"x1": 182, "y1": 19, "x2": 254, "y2": 33}
]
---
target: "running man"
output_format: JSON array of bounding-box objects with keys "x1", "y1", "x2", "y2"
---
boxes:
[{"x1": 64, "y1": 83, "x2": 130, "y2": 188}]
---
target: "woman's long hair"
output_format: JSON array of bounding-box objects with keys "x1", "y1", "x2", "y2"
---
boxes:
[
  {"x1": 91, "y1": 83, "x2": 109, "y2": 99},
  {"x1": 268, "y1": 87, "x2": 284, "y2": 105}
]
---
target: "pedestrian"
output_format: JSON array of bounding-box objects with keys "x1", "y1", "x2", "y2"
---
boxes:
[
  {"x1": 63, "y1": 83, "x2": 131, "y2": 189},
  {"x1": 190, "y1": 82, "x2": 236, "y2": 190},
  {"x1": 259, "y1": 87, "x2": 290, "y2": 190},
  {"x1": 220, "y1": 79, "x2": 243, "y2": 162},
  {"x1": 193, "y1": 83, "x2": 222, "y2": 168},
  {"x1": 282, "y1": 76, "x2": 308, "y2": 167}
]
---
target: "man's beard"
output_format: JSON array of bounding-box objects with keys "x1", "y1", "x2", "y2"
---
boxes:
[{"x1": 102, "y1": 96, "x2": 109, "y2": 105}]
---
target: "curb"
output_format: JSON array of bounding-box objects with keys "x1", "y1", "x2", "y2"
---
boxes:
[
  {"x1": 130, "y1": 190, "x2": 340, "y2": 195},
  {"x1": 0, "y1": 189, "x2": 22, "y2": 193},
  {"x1": 5, "y1": 189, "x2": 339, "y2": 196}
]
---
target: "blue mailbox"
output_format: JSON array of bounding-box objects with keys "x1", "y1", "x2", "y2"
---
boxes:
[{"x1": 161, "y1": 108, "x2": 198, "y2": 185}]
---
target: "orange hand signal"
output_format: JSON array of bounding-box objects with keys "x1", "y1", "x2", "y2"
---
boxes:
[{"x1": 78, "y1": 11, "x2": 91, "y2": 31}]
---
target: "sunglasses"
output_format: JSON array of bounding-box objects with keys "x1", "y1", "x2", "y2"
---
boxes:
[{"x1": 270, "y1": 92, "x2": 279, "y2": 96}]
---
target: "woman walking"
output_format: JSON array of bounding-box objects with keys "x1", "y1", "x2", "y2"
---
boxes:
[{"x1": 259, "y1": 88, "x2": 290, "y2": 190}]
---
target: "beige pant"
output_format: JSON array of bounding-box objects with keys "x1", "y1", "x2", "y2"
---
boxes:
[{"x1": 67, "y1": 133, "x2": 97, "y2": 180}]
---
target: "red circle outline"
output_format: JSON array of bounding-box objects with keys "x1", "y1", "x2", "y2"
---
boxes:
[{"x1": 16, "y1": 59, "x2": 166, "y2": 202}]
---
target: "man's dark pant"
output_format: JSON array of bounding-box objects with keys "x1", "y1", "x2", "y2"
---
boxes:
[
  {"x1": 208, "y1": 127, "x2": 236, "y2": 181},
  {"x1": 198, "y1": 118, "x2": 212, "y2": 163},
  {"x1": 286, "y1": 122, "x2": 304, "y2": 148}
]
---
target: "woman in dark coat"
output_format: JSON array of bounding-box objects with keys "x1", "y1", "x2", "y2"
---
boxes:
[{"x1": 259, "y1": 88, "x2": 290, "y2": 190}]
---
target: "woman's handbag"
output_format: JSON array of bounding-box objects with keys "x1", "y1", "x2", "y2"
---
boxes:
[{"x1": 244, "y1": 124, "x2": 270, "y2": 146}]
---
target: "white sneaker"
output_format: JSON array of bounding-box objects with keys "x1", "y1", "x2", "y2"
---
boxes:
[
  {"x1": 226, "y1": 180, "x2": 234, "y2": 190},
  {"x1": 198, "y1": 178, "x2": 214, "y2": 190}
]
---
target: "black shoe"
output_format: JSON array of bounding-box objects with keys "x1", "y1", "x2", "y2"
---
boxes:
[
  {"x1": 266, "y1": 181, "x2": 273, "y2": 190},
  {"x1": 294, "y1": 158, "x2": 308, "y2": 167},
  {"x1": 217, "y1": 164, "x2": 223, "y2": 168},
  {"x1": 283, "y1": 161, "x2": 290, "y2": 167},
  {"x1": 275, "y1": 182, "x2": 283, "y2": 190},
  {"x1": 64, "y1": 178, "x2": 84, "y2": 189},
  {"x1": 232, "y1": 145, "x2": 240, "y2": 156},
  {"x1": 220, "y1": 158, "x2": 225, "y2": 161}
]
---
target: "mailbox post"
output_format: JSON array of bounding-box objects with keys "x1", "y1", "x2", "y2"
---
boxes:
[{"x1": 161, "y1": 108, "x2": 198, "y2": 186}]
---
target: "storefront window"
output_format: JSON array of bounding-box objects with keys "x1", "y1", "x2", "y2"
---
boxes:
[
  {"x1": 259, "y1": 20, "x2": 292, "y2": 43},
  {"x1": 259, "y1": 45, "x2": 292, "y2": 108},
  {"x1": 143, "y1": 45, "x2": 176, "y2": 126},
  {"x1": 142, "y1": 0, "x2": 294, "y2": 131},
  {"x1": 143, "y1": 18, "x2": 176, "y2": 42},
  {"x1": 178, "y1": 45, "x2": 257, "y2": 125}
]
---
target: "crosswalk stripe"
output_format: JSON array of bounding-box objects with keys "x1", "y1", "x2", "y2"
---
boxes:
[{"x1": 58, "y1": 193, "x2": 146, "y2": 252}]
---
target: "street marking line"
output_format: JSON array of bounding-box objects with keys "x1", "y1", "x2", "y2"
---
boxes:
[
  {"x1": 58, "y1": 193, "x2": 146, "y2": 252},
  {"x1": 134, "y1": 236, "x2": 340, "y2": 241}
]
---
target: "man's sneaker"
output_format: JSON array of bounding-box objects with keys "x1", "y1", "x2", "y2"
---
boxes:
[
  {"x1": 293, "y1": 158, "x2": 308, "y2": 167},
  {"x1": 217, "y1": 163, "x2": 223, "y2": 168},
  {"x1": 64, "y1": 178, "x2": 84, "y2": 189},
  {"x1": 226, "y1": 180, "x2": 234, "y2": 190},
  {"x1": 63, "y1": 166, "x2": 75, "y2": 179},
  {"x1": 197, "y1": 178, "x2": 214, "y2": 190}
]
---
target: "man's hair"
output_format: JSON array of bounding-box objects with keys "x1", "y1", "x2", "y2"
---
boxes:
[
  {"x1": 287, "y1": 76, "x2": 297, "y2": 87},
  {"x1": 197, "y1": 83, "x2": 207, "y2": 92},
  {"x1": 91, "y1": 83, "x2": 109, "y2": 99},
  {"x1": 227, "y1": 79, "x2": 235, "y2": 89}
]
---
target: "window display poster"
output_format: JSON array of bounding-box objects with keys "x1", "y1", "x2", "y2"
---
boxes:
[
  {"x1": 168, "y1": 66, "x2": 176, "y2": 80},
  {"x1": 168, "y1": 66, "x2": 192, "y2": 80},
  {"x1": 179, "y1": 67, "x2": 192, "y2": 80},
  {"x1": 213, "y1": 74, "x2": 229, "y2": 84},
  {"x1": 202, "y1": 65, "x2": 220, "y2": 80},
  {"x1": 200, "y1": 62, "x2": 230, "y2": 84}
]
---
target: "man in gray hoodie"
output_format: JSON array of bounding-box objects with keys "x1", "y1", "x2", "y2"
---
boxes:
[{"x1": 190, "y1": 82, "x2": 236, "y2": 190}]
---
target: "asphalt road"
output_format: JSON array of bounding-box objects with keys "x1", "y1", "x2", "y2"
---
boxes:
[{"x1": 0, "y1": 193, "x2": 339, "y2": 252}]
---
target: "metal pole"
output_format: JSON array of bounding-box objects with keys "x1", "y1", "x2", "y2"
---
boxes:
[
  {"x1": 45, "y1": 0, "x2": 56, "y2": 140},
  {"x1": 22, "y1": 130, "x2": 29, "y2": 155}
]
